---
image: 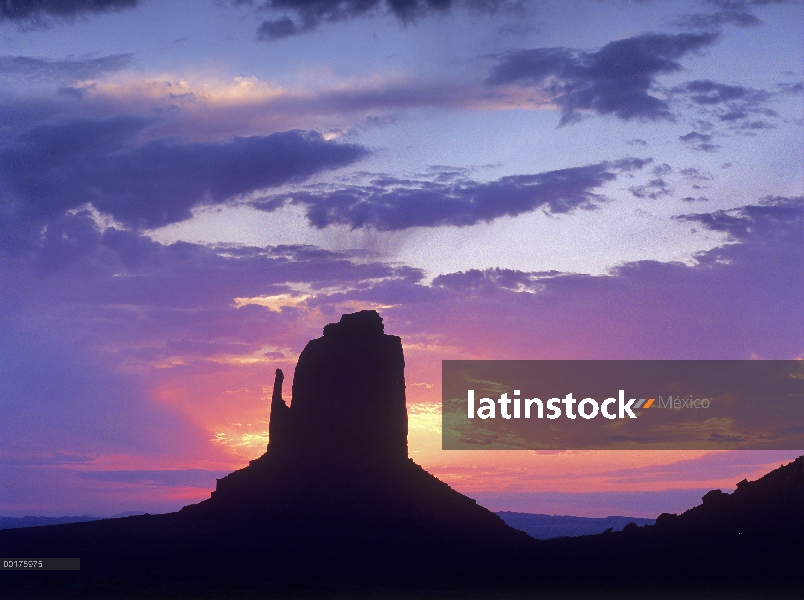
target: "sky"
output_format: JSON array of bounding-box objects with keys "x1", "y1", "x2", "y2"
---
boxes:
[{"x1": 0, "y1": 0, "x2": 802, "y2": 518}]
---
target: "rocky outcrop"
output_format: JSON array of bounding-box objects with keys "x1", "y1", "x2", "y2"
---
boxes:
[
  {"x1": 189, "y1": 311, "x2": 532, "y2": 582},
  {"x1": 652, "y1": 455, "x2": 803, "y2": 534},
  {"x1": 204, "y1": 310, "x2": 421, "y2": 504},
  {"x1": 266, "y1": 310, "x2": 408, "y2": 464},
  {"x1": 267, "y1": 368, "x2": 289, "y2": 450}
]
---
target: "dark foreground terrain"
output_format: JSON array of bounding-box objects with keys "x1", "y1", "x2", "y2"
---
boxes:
[{"x1": 1, "y1": 311, "x2": 801, "y2": 599}]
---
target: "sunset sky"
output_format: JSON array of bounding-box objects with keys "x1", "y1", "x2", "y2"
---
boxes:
[{"x1": 1, "y1": 0, "x2": 802, "y2": 518}]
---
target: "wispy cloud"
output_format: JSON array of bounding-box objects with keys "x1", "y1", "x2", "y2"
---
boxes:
[
  {"x1": 254, "y1": 158, "x2": 649, "y2": 230},
  {"x1": 0, "y1": 53, "x2": 133, "y2": 83},
  {"x1": 671, "y1": 0, "x2": 801, "y2": 32},
  {"x1": 0, "y1": 0, "x2": 138, "y2": 25},
  {"x1": 77, "y1": 469, "x2": 229, "y2": 487},
  {"x1": 245, "y1": 0, "x2": 517, "y2": 40}
]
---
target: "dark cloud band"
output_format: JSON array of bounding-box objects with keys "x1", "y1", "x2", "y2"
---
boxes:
[
  {"x1": 487, "y1": 33, "x2": 719, "y2": 124},
  {"x1": 255, "y1": 158, "x2": 650, "y2": 230},
  {"x1": 0, "y1": 119, "x2": 369, "y2": 235},
  {"x1": 0, "y1": 0, "x2": 138, "y2": 22},
  {"x1": 250, "y1": 0, "x2": 505, "y2": 40},
  {"x1": 0, "y1": 54, "x2": 133, "y2": 82}
]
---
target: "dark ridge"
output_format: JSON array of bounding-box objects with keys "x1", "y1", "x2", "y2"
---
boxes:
[
  {"x1": 0, "y1": 511, "x2": 149, "y2": 530},
  {"x1": 651, "y1": 455, "x2": 803, "y2": 534},
  {"x1": 539, "y1": 455, "x2": 803, "y2": 587},
  {"x1": 0, "y1": 516, "x2": 98, "y2": 530}
]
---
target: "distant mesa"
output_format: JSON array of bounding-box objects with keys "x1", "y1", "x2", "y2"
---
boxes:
[{"x1": 495, "y1": 512, "x2": 655, "y2": 540}]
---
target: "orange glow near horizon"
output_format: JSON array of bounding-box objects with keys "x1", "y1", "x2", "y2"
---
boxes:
[{"x1": 119, "y1": 338, "x2": 797, "y2": 504}]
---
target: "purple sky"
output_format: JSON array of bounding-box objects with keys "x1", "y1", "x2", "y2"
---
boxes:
[{"x1": 0, "y1": 0, "x2": 802, "y2": 517}]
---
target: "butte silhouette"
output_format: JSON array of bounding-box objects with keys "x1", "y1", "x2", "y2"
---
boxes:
[
  {"x1": 1, "y1": 310, "x2": 801, "y2": 597},
  {"x1": 177, "y1": 309, "x2": 535, "y2": 583},
  {"x1": 0, "y1": 310, "x2": 534, "y2": 591}
]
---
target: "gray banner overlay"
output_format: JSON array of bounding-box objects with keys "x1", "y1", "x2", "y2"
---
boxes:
[
  {"x1": 2, "y1": 558, "x2": 80, "y2": 571},
  {"x1": 442, "y1": 361, "x2": 804, "y2": 450}
]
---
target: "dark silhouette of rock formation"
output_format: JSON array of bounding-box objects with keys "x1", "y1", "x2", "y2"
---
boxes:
[
  {"x1": 263, "y1": 310, "x2": 407, "y2": 466},
  {"x1": 174, "y1": 310, "x2": 534, "y2": 585},
  {"x1": 539, "y1": 456, "x2": 803, "y2": 589},
  {"x1": 0, "y1": 311, "x2": 534, "y2": 593},
  {"x1": 178, "y1": 312, "x2": 488, "y2": 513},
  {"x1": 651, "y1": 455, "x2": 803, "y2": 535},
  {"x1": 207, "y1": 310, "x2": 410, "y2": 508},
  {"x1": 0, "y1": 311, "x2": 801, "y2": 597}
]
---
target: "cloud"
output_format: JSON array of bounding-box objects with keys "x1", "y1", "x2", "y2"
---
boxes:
[
  {"x1": 600, "y1": 450, "x2": 803, "y2": 485},
  {"x1": 706, "y1": 0, "x2": 798, "y2": 7},
  {"x1": 56, "y1": 195, "x2": 795, "y2": 366},
  {"x1": 246, "y1": 0, "x2": 509, "y2": 40},
  {"x1": 77, "y1": 469, "x2": 229, "y2": 487},
  {"x1": 676, "y1": 195, "x2": 802, "y2": 243},
  {"x1": 0, "y1": 453, "x2": 95, "y2": 466},
  {"x1": 0, "y1": 97, "x2": 76, "y2": 137},
  {"x1": 672, "y1": 79, "x2": 776, "y2": 125},
  {"x1": 0, "y1": 54, "x2": 133, "y2": 83},
  {"x1": 0, "y1": 72, "x2": 538, "y2": 144},
  {"x1": 422, "y1": 196, "x2": 803, "y2": 360},
  {"x1": 3, "y1": 212, "x2": 422, "y2": 326},
  {"x1": 679, "y1": 130, "x2": 720, "y2": 151},
  {"x1": 672, "y1": 9, "x2": 762, "y2": 30},
  {"x1": 777, "y1": 81, "x2": 803, "y2": 95},
  {"x1": 629, "y1": 178, "x2": 672, "y2": 199},
  {"x1": 679, "y1": 167, "x2": 713, "y2": 182},
  {"x1": 673, "y1": 0, "x2": 804, "y2": 30},
  {"x1": 0, "y1": 308, "x2": 211, "y2": 458},
  {"x1": 486, "y1": 33, "x2": 718, "y2": 124},
  {"x1": 0, "y1": 119, "x2": 369, "y2": 235},
  {"x1": 468, "y1": 488, "x2": 714, "y2": 518},
  {"x1": 254, "y1": 158, "x2": 649, "y2": 230},
  {"x1": 0, "y1": 0, "x2": 138, "y2": 24},
  {"x1": 0, "y1": 216, "x2": 424, "y2": 471},
  {"x1": 629, "y1": 163, "x2": 674, "y2": 198},
  {"x1": 32, "y1": 210, "x2": 103, "y2": 274},
  {"x1": 256, "y1": 15, "x2": 307, "y2": 39}
]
